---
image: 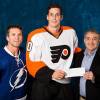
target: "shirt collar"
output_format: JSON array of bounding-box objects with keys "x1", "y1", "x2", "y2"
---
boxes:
[
  {"x1": 84, "y1": 49, "x2": 97, "y2": 56},
  {"x1": 4, "y1": 46, "x2": 20, "y2": 58},
  {"x1": 84, "y1": 48, "x2": 97, "y2": 56}
]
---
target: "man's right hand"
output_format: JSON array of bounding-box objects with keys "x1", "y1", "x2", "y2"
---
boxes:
[{"x1": 52, "y1": 70, "x2": 65, "y2": 80}]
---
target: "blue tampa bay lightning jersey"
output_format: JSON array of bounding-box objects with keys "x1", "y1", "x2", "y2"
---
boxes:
[{"x1": 0, "y1": 47, "x2": 27, "y2": 100}]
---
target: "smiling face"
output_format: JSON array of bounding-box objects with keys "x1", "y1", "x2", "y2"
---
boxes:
[
  {"x1": 47, "y1": 7, "x2": 63, "y2": 28},
  {"x1": 84, "y1": 31, "x2": 100, "y2": 52},
  {"x1": 6, "y1": 28, "x2": 23, "y2": 48}
]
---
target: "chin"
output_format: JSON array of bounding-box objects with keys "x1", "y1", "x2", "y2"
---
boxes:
[
  {"x1": 13, "y1": 44, "x2": 21, "y2": 48},
  {"x1": 88, "y1": 48, "x2": 96, "y2": 51},
  {"x1": 51, "y1": 23, "x2": 58, "y2": 26}
]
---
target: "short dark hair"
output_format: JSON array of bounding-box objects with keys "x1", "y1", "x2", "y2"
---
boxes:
[
  {"x1": 84, "y1": 29, "x2": 100, "y2": 40},
  {"x1": 84, "y1": 29, "x2": 99, "y2": 37},
  {"x1": 47, "y1": 4, "x2": 63, "y2": 15},
  {"x1": 6, "y1": 24, "x2": 22, "y2": 36}
]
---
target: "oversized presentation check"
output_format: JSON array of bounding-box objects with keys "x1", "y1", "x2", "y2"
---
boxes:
[{"x1": 65, "y1": 67, "x2": 85, "y2": 77}]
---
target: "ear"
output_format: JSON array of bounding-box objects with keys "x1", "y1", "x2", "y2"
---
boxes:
[
  {"x1": 61, "y1": 15, "x2": 63, "y2": 21},
  {"x1": 84, "y1": 38, "x2": 86, "y2": 44},
  {"x1": 6, "y1": 36, "x2": 9, "y2": 42},
  {"x1": 47, "y1": 15, "x2": 49, "y2": 21}
]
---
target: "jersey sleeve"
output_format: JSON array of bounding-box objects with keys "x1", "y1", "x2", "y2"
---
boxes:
[
  {"x1": 72, "y1": 30, "x2": 82, "y2": 53},
  {"x1": 73, "y1": 29, "x2": 78, "y2": 48},
  {"x1": 26, "y1": 30, "x2": 54, "y2": 83}
]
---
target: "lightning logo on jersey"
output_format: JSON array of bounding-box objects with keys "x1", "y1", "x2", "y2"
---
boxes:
[
  {"x1": 50, "y1": 45, "x2": 71, "y2": 63},
  {"x1": 9, "y1": 66, "x2": 27, "y2": 92}
]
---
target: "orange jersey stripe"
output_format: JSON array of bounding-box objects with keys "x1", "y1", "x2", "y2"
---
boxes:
[
  {"x1": 75, "y1": 47, "x2": 82, "y2": 53},
  {"x1": 26, "y1": 51, "x2": 46, "y2": 77},
  {"x1": 27, "y1": 26, "x2": 73, "y2": 42},
  {"x1": 62, "y1": 26, "x2": 73, "y2": 30},
  {"x1": 27, "y1": 27, "x2": 46, "y2": 42}
]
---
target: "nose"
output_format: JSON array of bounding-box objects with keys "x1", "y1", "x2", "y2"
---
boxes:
[
  {"x1": 53, "y1": 15, "x2": 56, "y2": 20},
  {"x1": 89, "y1": 39, "x2": 94, "y2": 45},
  {"x1": 15, "y1": 35, "x2": 20, "y2": 40}
]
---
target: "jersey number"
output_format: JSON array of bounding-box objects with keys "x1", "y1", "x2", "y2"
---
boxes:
[{"x1": 27, "y1": 42, "x2": 33, "y2": 51}]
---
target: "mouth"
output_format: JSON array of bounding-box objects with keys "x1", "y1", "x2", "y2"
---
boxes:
[
  {"x1": 14, "y1": 41, "x2": 19, "y2": 42},
  {"x1": 51, "y1": 20, "x2": 57, "y2": 22},
  {"x1": 53, "y1": 21, "x2": 57, "y2": 23}
]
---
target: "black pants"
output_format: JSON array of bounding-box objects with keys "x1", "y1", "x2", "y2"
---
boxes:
[{"x1": 30, "y1": 80, "x2": 73, "y2": 100}]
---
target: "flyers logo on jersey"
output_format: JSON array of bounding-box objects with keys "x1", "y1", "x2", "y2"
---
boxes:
[{"x1": 50, "y1": 45, "x2": 71, "y2": 63}]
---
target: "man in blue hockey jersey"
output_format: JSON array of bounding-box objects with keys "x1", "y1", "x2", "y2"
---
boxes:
[{"x1": 0, "y1": 25, "x2": 27, "y2": 100}]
